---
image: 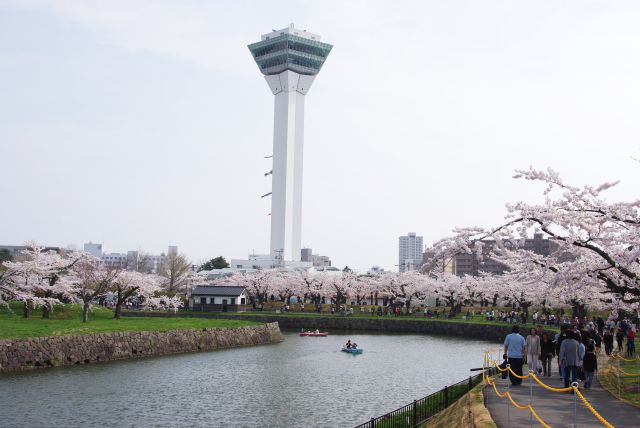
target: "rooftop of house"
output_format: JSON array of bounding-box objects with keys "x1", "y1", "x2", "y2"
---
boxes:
[{"x1": 191, "y1": 286, "x2": 246, "y2": 296}]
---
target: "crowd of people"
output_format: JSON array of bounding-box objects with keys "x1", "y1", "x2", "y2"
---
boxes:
[
  {"x1": 485, "y1": 309, "x2": 570, "y2": 326},
  {"x1": 502, "y1": 317, "x2": 637, "y2": 392}
]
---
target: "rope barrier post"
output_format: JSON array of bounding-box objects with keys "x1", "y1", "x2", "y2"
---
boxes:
[
  {"x1": 506, "y1": 383, "x2": 510, "y2": 428},
  {"x1": 506, "y1": 362, "x2": 511, "y2": 428},
  {"x1": 571, "y1": 381, "x2": 579, "y2": 428},
  {"x1": 528, "y1": 370, "x2": 533, "y2": 428}
]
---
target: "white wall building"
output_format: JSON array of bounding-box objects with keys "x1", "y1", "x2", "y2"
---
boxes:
[
  {"x1": 399, "y1": 232, "x2": 423, "y2": 272},
  {"x1": 248, "y1": 24, "x2": 332, "y2": 263},
  {"x1": 84, "y1": 243, "x2": 177, "y2": 273},
  {"x1": 231, "y1": 253, "x2": 311, "y2": 270}
]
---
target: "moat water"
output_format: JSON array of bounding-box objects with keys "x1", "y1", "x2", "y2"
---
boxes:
[{"x1": 0, "y1": 331, "x2": 490, "y2": 427}]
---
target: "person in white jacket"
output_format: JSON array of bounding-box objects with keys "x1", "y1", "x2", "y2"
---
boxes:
[{"x1": 526, "y1": 327, "x2": 541, "y2": 375}]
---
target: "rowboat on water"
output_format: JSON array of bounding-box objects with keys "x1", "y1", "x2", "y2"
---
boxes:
[
  {"x1": 341, "y1": 347, "x2": 363, "y2": 354},
  {"x1": 299, "y1": 331, "x2": 329, "y2": 337}
]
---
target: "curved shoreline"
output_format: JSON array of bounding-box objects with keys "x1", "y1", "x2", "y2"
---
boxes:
[{"x1": 0, "y1": 322, "x2": 283, "y2": 374}]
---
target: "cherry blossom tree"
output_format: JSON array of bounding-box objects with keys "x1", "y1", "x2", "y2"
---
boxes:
[
  {"x1": 233, "y1": 270, "x2": 276, "y2": 305},
  {"x1": 67, "y1": 258, "x2": 121, "y2": 323},
  {"x1": 112, "y1": 271, "x2": 162, "y2": 319},
  {"x1": 1, "y1": 243, "x2": 86, "y2": 318},
  {"x1": 323, "y1": 271, "x2": 355, "y2": 307},
  {"x1": 423, "y1": 167, "x2": 640, "y2": 317}
]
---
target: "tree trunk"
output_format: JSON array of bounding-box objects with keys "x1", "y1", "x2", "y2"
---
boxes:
[
  {"x1": 23, "y1": 301, "x2": 30, "y2": 319},
  {"x1": 82, "y1": 301, "x2": 90, "y2": 323},
  {"x1": 42, "y1": 304, "x2": 51, "y2": 319},
  {"x1": 114, "y1": 289, "x2": 123, "y2": 319}
]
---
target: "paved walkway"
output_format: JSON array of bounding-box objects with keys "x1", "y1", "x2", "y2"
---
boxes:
[{"x1": 486, "y1": 370, "x2": 639, "y2": 427}]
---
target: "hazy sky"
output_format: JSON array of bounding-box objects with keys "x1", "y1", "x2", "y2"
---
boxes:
[{"x1": 1, "y1": 1, "x2": 639, "y2": 270}]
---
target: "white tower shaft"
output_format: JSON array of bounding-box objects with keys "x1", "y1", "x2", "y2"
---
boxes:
[
  {"x1": 248, "y1": 24, "x2": 331, "y2": 264},
  {"x1": 266, "y1": 71, "x2": 316, "y2": 262}
]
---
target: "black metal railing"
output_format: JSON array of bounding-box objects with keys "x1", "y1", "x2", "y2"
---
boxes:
[{"x1": 354, "y1": 371, "x2": 488, "y2": 428}]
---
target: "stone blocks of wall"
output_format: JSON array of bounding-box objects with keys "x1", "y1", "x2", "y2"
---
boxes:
[{"x1": 0, "y1": 322, "x2": 283, "y2": 374}]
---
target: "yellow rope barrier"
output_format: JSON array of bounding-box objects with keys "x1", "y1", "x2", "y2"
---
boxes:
[
  {"x1": 608, "y1": 365, "x2": 640, "y2": 377},
  {"x1": 482, "y1": 349, "x2": 616, "y2": 428},
  {"x1": 611, "y1": 353, "x2": 640, "y2": 362},
  {"x1": 486, "y1": 372, "x2": 552, "y2": 428},
  {"x1": 530, "y1": 373, "x2": 574, "y2": 393},
  {"x1": 574, "y1": 388, "x2": 615, "y2": 428}
]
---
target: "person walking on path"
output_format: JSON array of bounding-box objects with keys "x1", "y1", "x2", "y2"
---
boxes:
[
  {"x1": 526, "y1": 327, "x2": 541, "y2": 375},
  {"x1": 627, "y1": 328, "x2": 636, "y2": 357},
  {"x1": 603, "y1": 328, "x2": 614, "y2": 356},
  {"x1": 582, "y1": 344, "x2": 598, "y2": 389},
  {"x1": 616, "y1": 328, "x2": 625, "y2": 353},
  {"x1": 540, "y1": 332, "x2": 555, "y2": 377},
  {"x1": 504, "y1": 325, "x2": 526, "y2": 386},
  {"x1": 555, "y1": 325, "x2": 568, "y2": 378},
  {"x1": 559, "y1": 330, "x2": 581, "y2": 391}
]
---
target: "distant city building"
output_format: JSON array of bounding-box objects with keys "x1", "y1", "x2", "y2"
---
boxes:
[
  {"x1": 423, "y1": 233, "x2": 564, "y2": 277},
  {"x1": 84, "y1": 243, "x2": 177, "y2": 273},
  {"x1": 0, "y1": 244, "x2": 61, "y2": 259},
  {"x1": 231, "y1": 253, "x2": 312, "y2": 270},
  {"x1": 300, "y1": 248, "x2": 332, "y2": 268},
  {"x1": 368, "y1": 266, "x2": 385, "y2": 274},
  {"x1": 421, "y1": 250, "x2": 455, "y2": 274},
  {"x1": 300, "y1": 248, "x2": 313, "y2": 262},
  {"x1": 399, "y1": 232, "x2": 423, "y2": 272},
  {"x1": 83, "y1": 242, "x2": 103, "y2": 258}
]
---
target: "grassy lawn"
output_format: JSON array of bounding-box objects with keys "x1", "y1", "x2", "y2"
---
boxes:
[
  {"x1": 423, "y1": 383, "x2": 496, "y2": 428},
  {"x1": 0, "y1": 302, "x2": 260, "y2": 340},
  {"x1": 599, "y1": 356, "x2": 640, "y2": 407}
]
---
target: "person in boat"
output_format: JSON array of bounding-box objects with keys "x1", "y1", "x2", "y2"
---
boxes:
[
  {"x1": 345, "y1": 340, "x2": 352, "y2": 349},
  {"x1": 351, "y1": 342, "x2": 358, "y2": 349},
  {"x1": 314, "y1": 329, "x2": 320, "y2": 334}
]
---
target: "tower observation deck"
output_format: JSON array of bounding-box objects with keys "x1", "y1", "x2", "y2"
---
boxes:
[{"x1": 248, "y1": 24, "x2": 332, "y2": 263}]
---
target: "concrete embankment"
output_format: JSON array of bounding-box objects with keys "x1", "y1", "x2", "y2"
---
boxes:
[
  {"x1": 123, "y1": 312, "x2": 516, "y2": 342},
  {"x1": 0, "y1": 322, "x2": 283, "y2": 374}
]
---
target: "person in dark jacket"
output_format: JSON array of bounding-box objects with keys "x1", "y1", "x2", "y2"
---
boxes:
[
  {"x1": 555, "y1": 325, "x2": 568, "y2": 377},
  {"x1": 540, "y1": 333, "x2": 555, "y2": 377},
  {"x1": 603, "y1": 329, "x2": 614, "y2": 356},
  {"x1": 582, "y1": 345, "x2": 598, "y2": 389},
  {"x1": 616, "y1": 329, "x2": 625, "y2": 352}
]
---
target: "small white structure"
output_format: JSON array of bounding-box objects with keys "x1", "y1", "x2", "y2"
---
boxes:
[{"x1": 189, "y1": 286, "x2": 249, "y2": 312}]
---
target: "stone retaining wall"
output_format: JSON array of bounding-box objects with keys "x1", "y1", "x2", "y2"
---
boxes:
[
  {"x1": 123, "y1": 312, "x2": 524, "y2": 342},
  {"x1": 0, "y1": 322, "x2": 283, "y2": 374}
]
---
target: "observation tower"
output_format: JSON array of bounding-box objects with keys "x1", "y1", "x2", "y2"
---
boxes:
[{"x1": 248, "y1": 24, "x2": 332, "y2": 262}]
